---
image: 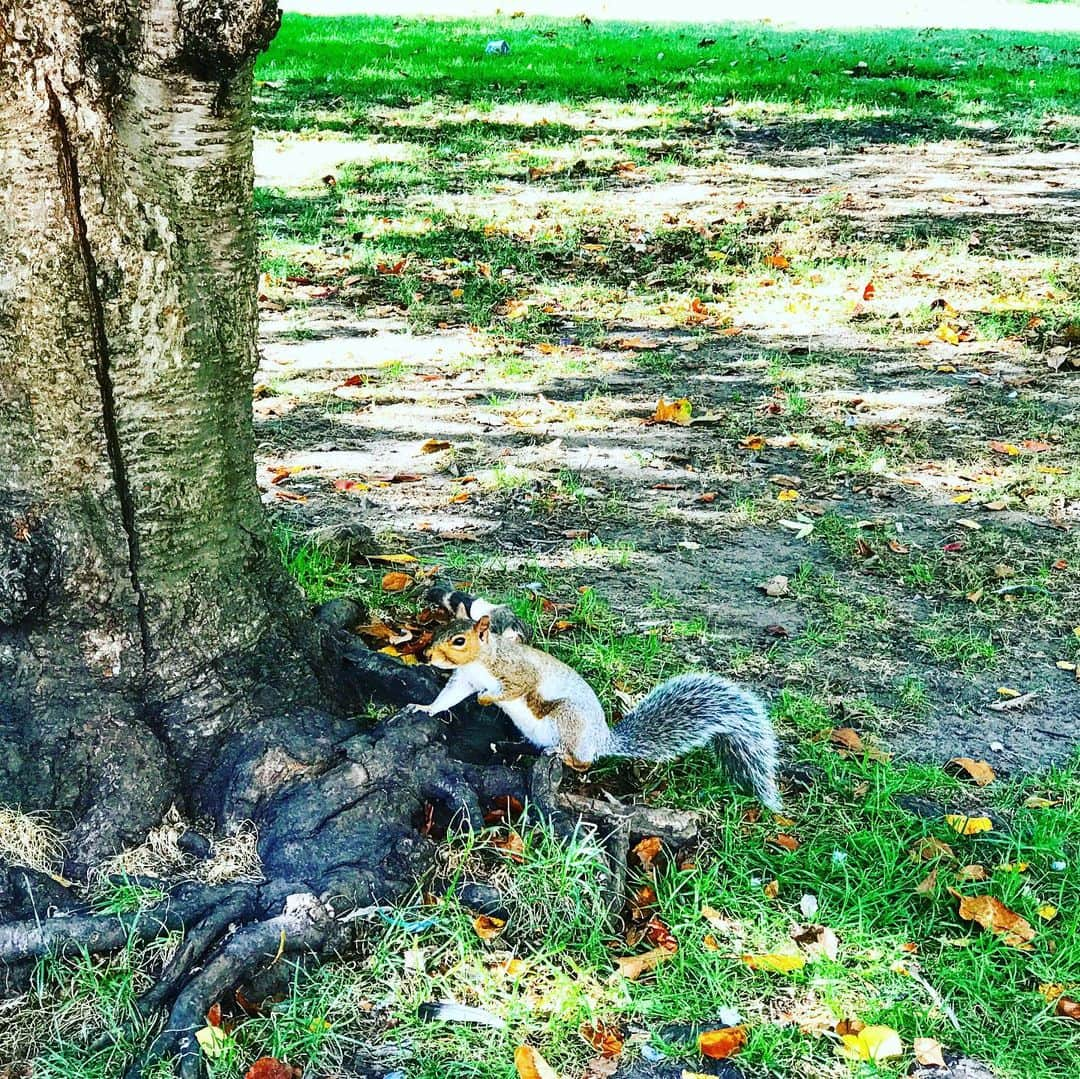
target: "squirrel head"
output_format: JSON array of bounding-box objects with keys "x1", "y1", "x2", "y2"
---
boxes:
[{"x1": 427, "y1": 615, "x2": 491, "y2": 669}]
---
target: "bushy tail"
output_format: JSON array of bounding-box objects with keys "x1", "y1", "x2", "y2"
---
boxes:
[{"x1": 607, "y1": 674, "x2": 781, "y2": 810}]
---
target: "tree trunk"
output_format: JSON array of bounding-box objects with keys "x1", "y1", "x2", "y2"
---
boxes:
[{"x1": 0, "y1": 10, "x2": 533, "y2": 1065}]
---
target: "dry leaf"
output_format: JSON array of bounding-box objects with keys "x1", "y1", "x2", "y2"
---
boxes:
[
  {"x1": 769, "y1": 833, "x2": 799, "y2": 852},
  {"x1": 649, "y1": 397, "x2": 692, "y2": 426},
  {"x1": 421, "y1": 439, "x2": 451, "y2": 453},
  {"x1": 945, "y1": 758, "x2": 996, "y2": 786},
  {"x1": 493, "y1": 830, "x2": 525, "y2": 862},
  {"x1": 381, "y1": 571, "x2": 414, "y2": 592},
  {"x1": 1057, "y1": 997, "x2": 1080, "y2": 1021},
  {"x1": 944, "y1": 814, "x2": 993, "y2": 836},
  {"x1": 765, "y1": 254, "x2": 790, "y2": 269},
  {"x1": 914, "y1": 1037, "x2": 946, "y2": 1068},
  {"x1": 956, "y1": 864, "x2": 988, "y2": 882},
  {"x1": 953, "y1": 891, "x2": 1035, "y2": 949},
  {"x1": 763, "y1": 879, "x2": 780, "y2": 899},
  {"x1": 1037, "y1": 905, "x2": 1058, "y2": 921},
  {"x1": 777, "y1": 489, "x2": 800, "y2": 502},
  {"x1": 741, "y1": 952, "x2": 806, "y2": 973},
  {"x1": 862, "y1": 281, "x2": 876, "y2": 301},
  {"x1": 579, "y1": 1020, "x2": 624, "y2": 1058},
  {"x1": 759, "y1": 575, "x2": 790, "y2": 597},
  {"x1": 369, "y1": 553, "x2": 418, "y2": 565},
  {"x1": 836, "y1": 1024, "x2": 903, "y2": 1062},
  {"x1": 988, "y1": 440, "x2": 1020, "y2": 456},
  {"x1": 515, "y1": 1045, "x2": 559, "y2": 1079},
  {"x1": 915, "y1": 867, "x2": 939, "y2": 895},
  {"x1": 829, "y1": 727, "x2": 865, "y2": 753},
  {"x1": 643, "y1": 916, "x2": 679, "y2": 952},
  {"x1": 913, "y1": 837, "x2": 955, "y2": 862},
  {"x1": 633, "y1": 836, "x2": 663, "y2": 871},
  {"x1": 613, "y1": 946, "x2": 676, "y2": 980},
  {"x1": 195, "y1": 1025, "x2": 229, "y2": 1058},
  {"x1": 473, "y1": 915, "x2": 506, "y2": 940},
  {"x1": 791, "y1": 924, "x2": 839, "y2": 961},
  {"x1": 698, "y1": 1026, "x2": 747, "y2": 1059}
]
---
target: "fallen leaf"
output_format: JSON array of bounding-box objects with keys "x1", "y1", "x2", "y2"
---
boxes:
[
  {"x1": 493, "y1": 830, "x2": 525, "y2": 862},
  {"x1": 633, "y1": 836, "x2": 663, "y2": 871},
  {"x1": 956, "y1": 864, "x2": 988, "y2": 882},
  {"x1": 196, "y1": 1025, "x2": 229, "y2": 1059},
  {"x1": 759, "y1": 574, "x2": 790, "y2": 597},
  {"x1": 515, "y1": 1045, "x2": 560, "y2": 1079},
  {"x1": 703, "y1": 933, "x2": 721, "y2": 951},
  {"x1": 829, "y1": 727, "x2": 865, "y2": 753},
  {"x1": 421, "y1": 439, "x2": 451, "y2": 453},
  {"x1": 945, "y1": 758, "x2": 996, "y2": 786},
  {"x1": 777, "y1": 489, "x2": 799, "y2": 502},
  {"x1": 741, "y1": 435, "x2": 766, "y2": 450},
  {"x1": 862, "y1": 281, "x2": 876, "y2": 301},
  {"x1": 944, "y1": 814, "x2": 993, "y2": 836},
  {"x1": 698, "y1": 1027, "x2": 747, "y2": 1059},
  {"x1": 913, "y1": 837, "x2": 955, "y2": 863},
  {"x1": 1023, "y1": 795, "x2": 1061, "y2": 808},
  {"x1": 936, "y1": 323, "x2": 960, "y2": 345},
  {"x1": 914, "y1": 1037, "x2": 946, "y2": 1068},
  {"x1": 769, "y1": 833, "x2": 800, "y2": 852},
  {"x1": 1057, "y1": 998, "x2": 1080, "y2": 1021},
  {"x1": 791, "y1": 923, "x2": 839, "y2": 961},
  {"x1": 1037, "y1": 905, "x2": 1058, "y2": 921},
  {"x1": 381, "y1": 571, "x2": 414, "y2": 592},
  {"x1": 649, "y1": 397, "x2": 693, "y2": 426},
  {"x1": 369, "y1": 553, "x2": 418, "y2": 565},
  {"x1": 915, "y1": 867, "x2": 939, "y2": 894},
  {"x1": 741, "y1": 952, "x2": 806, "y2": 973},
  {"x1": 765, "y1": 254, "x2": 790, "y2": 269},
  {"x1": 377, "y1": 258, "x2": 407, "y2": 276},
  {"x1": 579, "y1": 1020, "x2": 624, "y2": 1058},
  {"x1": 643, "y1": 916, "x2": 679, "y2": 952},
  {"x1": 763, "y1": 879, "x2": 780, "y2": 899},
  {"x1": 613, "y1": 946, "x2": 676, "y2": 980},
  {"x1": 989, "y1": 440, "x2": 1020, "y2": 456},
  {"x1": 472, "y1": 915, "x2": 506, "y2": 940},
  {"x1": 953, "y1": 891, "x2": 1035, "y2": 949},
  {"x1": 836, "y1": 1024, "x2": 903, "y2": 1062},
  {"x1": 1021, "y1": 439, "x2": 1052, "y2": 452}
]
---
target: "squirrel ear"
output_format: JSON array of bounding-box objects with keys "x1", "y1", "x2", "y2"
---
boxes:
[{"x1": 475, "y1": 614, "x2": 490, "y2": 640}]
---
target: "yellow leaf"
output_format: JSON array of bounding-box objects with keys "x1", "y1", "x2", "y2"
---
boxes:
[
  {"x1": 741, "y1": 953, "x2": 806, "y2": 973},
  {"x1": 777, "y1": 489, "x2": 799, "y2": 502},
  {"x1": 836, "y1": 1025, "x2": 904, "y2": 1062},
  {"x1": 514, "y1": 1045, "x2": 560, "y2": 1079},
  {"x1": 649, "y1": 397, "x2": 693, "y2": 426},
  {"x1": 369, "y1": 553, "x2": 418, "y2": 565},
  {"x1": 1037, "y1": 905, "x2": 1058, "y2": 921},
  {"x1": 950, "y1": 493, "x2": 972, "y2": 504},
  {"x1": 308, "y1": 1016, "x2": 332, "y2": 1033},
  {"x1": 936, "y1": 323, "x2": 960, "y2": 345},
  {"x1": 944, "y1": 814, "x2": 993, "y2": 836},
  {"x1": 195, "y1": 1025, "x2": 229, "y2": 1059}
]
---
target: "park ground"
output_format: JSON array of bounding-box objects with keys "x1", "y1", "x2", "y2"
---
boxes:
[{"x1": 5, "y1": 11, "x2": 1080, "y2": 1079}]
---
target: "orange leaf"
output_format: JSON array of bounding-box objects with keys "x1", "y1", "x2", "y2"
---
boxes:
[
  {"x1": 988, "y1": 440, "x2": 1020, "y2": 456},
  {"x1": 862, "y1": 281, "x2": 876, "y2": 301},
  {"x1": 945, "y1": 757, "x2": 996, "y2": 786},
  {"x1": 514, "y1": 1045, "x2": 559, "y2": 1079},
  {"x1": 381, "y1": 571, "x2": 414, "y2": 592},
  {"x1": 829, "y1": 727, "x2": 865, "y2": 753},
  {"x1": 579, "y1": 1020, "x2": 625, "y2": 1058},
  {"x1": 769, "y1": 833, "x2": 799, "y2": 852},
  {"x1": 643, "y1": 916, "x2": 678, "y2": 952},
  {"x1": 765, "y1": 254, "x2": 790, "y2": 269},
  {"x1": 206, "y1": 1002, "x2": 223, "y2": 1028},
  {"x1": 493, "y1": 829, "x2": 525, "y2": 862},
  {"x1": 953, "y1": 891, "x2": 1035, "y2": 949},
  {"x1": 472, "y1": 914, "x2": 506, "y2": 940},
  {"x1": 377, "y1": 258, "x2": 407, "y2": 275},
  {"x1": 245, "y1": 1060, "x2": 297, "y2": 1079},
  {"x1": 633, "y1": 835, "x2": 663, "y2": 870},
  {"x1": 648, "y1": 397, "x2": 692, "y2": 426},
  {"x1": 613, "y1": 946, "x2": 675, "y2": 980},
  {"x1": 421, "y1": 439, "x2": 451, "y2": 453},
  {"x1": 698, "y1": 1027, "x2": 747, "y2": 1059},
  {"x1": 1057, "y1": 997, "x2": 1080, "y2": 1021}
]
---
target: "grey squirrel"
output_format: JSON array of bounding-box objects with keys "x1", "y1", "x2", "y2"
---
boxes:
[{"x1": 416, "y1": 588, "x2": 781, "y2": 810}]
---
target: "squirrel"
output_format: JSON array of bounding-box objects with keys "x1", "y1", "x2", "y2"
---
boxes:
[{"x1": 412, "y1": 592, "x2": 781, "y2": 810}]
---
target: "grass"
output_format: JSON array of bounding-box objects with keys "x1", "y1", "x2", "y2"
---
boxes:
[{"x1": 11, "y1": 9, "x2": 1080, "y2": 1079}]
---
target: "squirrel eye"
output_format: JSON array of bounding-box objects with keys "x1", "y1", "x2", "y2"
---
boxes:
[{"x1": 451, "y1": 635, "x2": 466, "y2": 647}]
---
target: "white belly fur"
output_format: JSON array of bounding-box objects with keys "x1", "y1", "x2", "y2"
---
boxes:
[{"x1": 498, "y1": 696, "x2": 559, "y2": 749}]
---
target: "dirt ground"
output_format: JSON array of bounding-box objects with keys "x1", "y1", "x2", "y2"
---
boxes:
[{"x1": 254, "y1": 128, "x2": 1080, "y2": 779}]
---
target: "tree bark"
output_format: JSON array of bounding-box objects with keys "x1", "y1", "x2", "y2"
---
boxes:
[{"x1": 0, "y1": 0, "x2": 321, "y2": 864}]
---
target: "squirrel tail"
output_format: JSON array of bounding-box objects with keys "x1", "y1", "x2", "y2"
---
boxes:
[{"x1": 606, "y1": 674, "x2": 781, "y2": 810}]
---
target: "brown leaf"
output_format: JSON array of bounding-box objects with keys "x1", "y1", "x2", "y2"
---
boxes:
[
  {"x1": 612, "y1": 946, "x2": 676, "y2": 980},
  {"x1": 953, "y1": 891, "x2": 1035, "y2": 949},
  {"x1": 632, "y1": 836, "x2": 663, "y2": 871},
  {"x1": 912, "y1": 837, "x2": 955, "y2": 862},
  {"x1": 698, "y1": 1027, "x2": 747, "y2": 1059},
  {"x1": 765, "y1": 254, "x2": 790, "y2": 269},
  {"x1": 945, "y1": 757, "x2": 996, "y2": 786},
  {"x1": 914, "y1": 1038, "x2": 946, "y2": 1067},
  {"x1": 956, "y1": 864, "x2": 988, "y2": 882},
  {"x1": 791, "y1": 923, "x2": 839, "y2": 961},
  {"x1": 206, "y1": 1002, "x2": 223, "y2": 1028},
  {"x1": 579, "y1": 1020, "x2": 625, "y2": 1058},
  {"x1": 643, "y1": 916, "x2": 678, "y2": 952},
  {"x1": 493, "y1": 830, "x2": 525, "y2": 862},
  {"x1": 515, "y1": 1045, "x2": 560, "y2": 1079},
  {"x1": 1057, "y1": 997, "x2": 1080, "y2": 1021},
  {"x1": 245, "y1": 1059, "x2": 299, "y2": 1079},
  {"x1": 829, "y1": 727, "x2": 865, "y2": 753},
  {"x1": 915, "y1": 867, "x2": 939, "y2": 895},
  {"x1": 421, "y1": 439, "x2": 451, "y2": 453},
  {"x1": 377, "y1": 258, "x2": 407, "y2": 275},
  {"x1": 390, "y1": 472, "x2": 423, "y2": 483},
  {"x1": 381, "y1": 571, "x2": 414, "y2": 592}
]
